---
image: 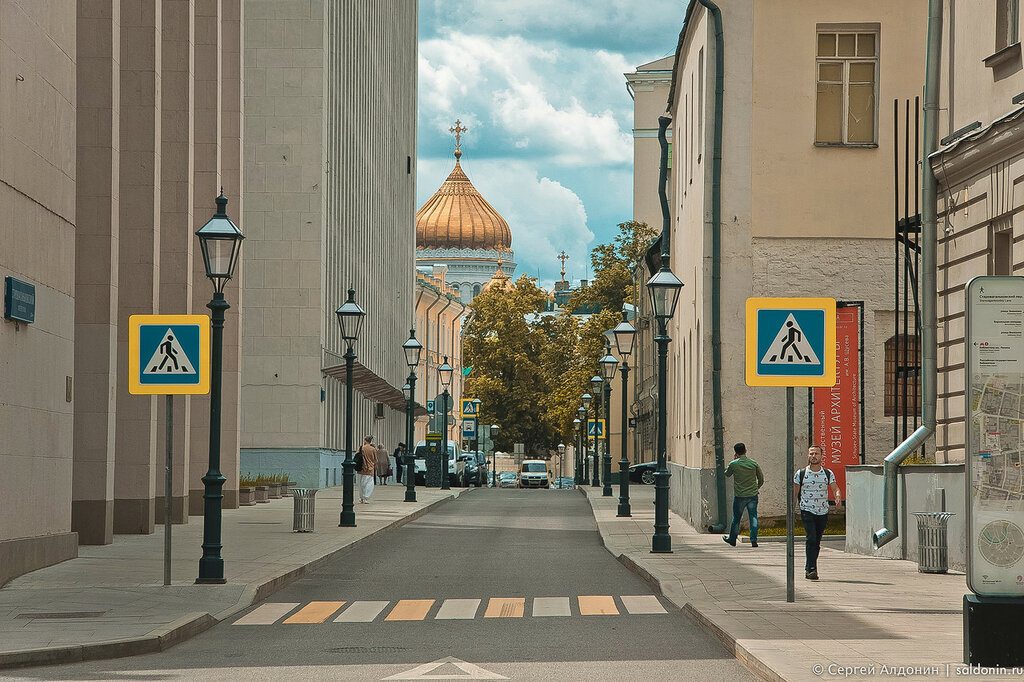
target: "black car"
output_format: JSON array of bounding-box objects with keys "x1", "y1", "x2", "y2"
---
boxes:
[{"x1": 629, "y1": 461, "x2": 657, "y2": 485}]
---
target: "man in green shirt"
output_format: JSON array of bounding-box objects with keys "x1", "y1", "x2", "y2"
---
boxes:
[{"x1": 723, "y1": 442, "x2": 765, "y2": 548}]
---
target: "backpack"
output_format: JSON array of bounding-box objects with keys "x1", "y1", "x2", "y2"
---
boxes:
[
  {"x1": 354, "y1": 449, "x2": 364, "y2": 470},
  {"x1": 797, "y1": 467, "x2": 834, "y2": 502}
]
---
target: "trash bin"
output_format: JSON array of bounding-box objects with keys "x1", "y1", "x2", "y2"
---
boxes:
[
  {"x1": 292, "y1": 488, "x2": 318, "y2": 532},
  {"x1": 913, "y1": 511, "x2": 955, "y2": 573}
]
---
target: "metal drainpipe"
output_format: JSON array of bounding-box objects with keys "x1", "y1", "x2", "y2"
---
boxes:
[
  {"x1": 873, "y1": 0, "x2": 941, "y2": 549},
  {"x1": 422, "y1": 295, "x2": 442, "y2": 399},
  {"x1": 694, "y1": 0, "x2": 728, "y2": 533}
]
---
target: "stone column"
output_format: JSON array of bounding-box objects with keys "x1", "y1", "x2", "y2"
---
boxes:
[
  {"x1": 156, "y1": 0, "x2": 195, "y2": 524},
  {"x1": 73, "y1": 0, "x2": 122, "y2": 545}
]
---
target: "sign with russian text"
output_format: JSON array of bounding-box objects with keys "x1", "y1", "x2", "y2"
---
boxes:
[
  {"x1": 4, "y1": 276, "x2": 35, "y2": 323},
  {"x1": 128, "y1": 315, "x2": 210, "y2": 395},
  {"x1": 966, "y1": 277, "x2": 1024, "y2": 596},
  {"x1": 812, "y1": 305, "x2": 861, "y2": 492},
  {"x1": 462, "y1": 417, "x2": 477, "y2": 439},
  {"x1": 745, "y1": 297, "x2": 837, "y2": 387}
]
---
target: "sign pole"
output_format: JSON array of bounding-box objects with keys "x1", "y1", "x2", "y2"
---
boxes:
[
  {"x1": 786, "y1": 386, "x2": 795, "y2": 603},
  {"x1": 164, "y1": 394, "x2": 173, "y2": 587}
]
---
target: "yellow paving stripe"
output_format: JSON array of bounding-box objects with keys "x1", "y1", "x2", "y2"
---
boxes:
[
  {"x1": 283, "y1": 601, "x2": 346, "y2": 624},
  {"x1": 483, "y1": 598, "x2": 525, "y2": 618},
  {"x1": 578, "y1": 595, "x2": 618, "y2": 615},
  {"x1": 384, "y1": 599, "x2": 434, "y2": 621}
]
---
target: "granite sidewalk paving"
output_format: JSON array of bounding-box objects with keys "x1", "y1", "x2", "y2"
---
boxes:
[
  {"x1": 582, "y1": 486, "x2": 1017, "y2": 682},
  {"x1": 0, "y1": 485, "x2": 469, "y2": 670}
]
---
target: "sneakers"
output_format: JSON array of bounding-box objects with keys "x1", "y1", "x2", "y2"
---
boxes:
[
  {"x1": 723, "y1": 536, "x2": 737, "y2": 547},
  {"x1": 805, "y1": 569, "x2": 819, "y2": 580},
  {"x1": 750, "y1": 541, "x2": 759, "y2": 548}
]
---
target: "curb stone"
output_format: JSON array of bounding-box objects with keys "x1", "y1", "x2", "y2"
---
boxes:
[{"x1": 0, "y1": 490, "x2": 466, "y2": 671}]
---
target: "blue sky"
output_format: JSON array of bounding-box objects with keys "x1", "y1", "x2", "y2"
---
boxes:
[{"x1": 417, "y1": 0, "x2": 684, "y2": 289}]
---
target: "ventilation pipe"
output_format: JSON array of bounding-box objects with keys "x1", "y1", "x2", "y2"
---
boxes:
[{"x1": 873, "y1": 0, "x2": 941, "y2": 549}]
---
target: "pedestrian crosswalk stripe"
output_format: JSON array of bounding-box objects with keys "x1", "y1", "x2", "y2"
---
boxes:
[
  {"x1": 333, "y1": 600, "x2": 389, "y2": 622},
  {"x1": 385, "y1": 599, "x2": 435, "y2": 621},
  {"x1": 283, "y1": 601, "x2": 345, "y2": 624},
  {"x1": 578, "y1": 595, "x2": 618, "y2": 615},
  {"x1": 435, "y1": 598, "x2": 480, "y2": 620},
  {"x1": 484, "y1": 598, "x2": 525, "y2": 618},
  {"x1": 234, "y1": 603, "x2": 299, "y2": 625},
  {"x1": 532, "y1": 597, "x2": 570, "y2": 617},
  {"x1": 620, "y1": 595, "x2": 667, "y2": 614}
]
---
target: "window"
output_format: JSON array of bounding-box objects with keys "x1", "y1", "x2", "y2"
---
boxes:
[
  {"x1": 993, "y1": 227, "x2": 1013, "y2": 275},
  {"x1": 884, "y1": 335, "x2": 919, "y2": 417},
  {"x1": 816, "y1": 29, "x2": 878, "y2": 145},
  {"x1": 996, "y1": 0, "x2": 1020, "y2": 52}
]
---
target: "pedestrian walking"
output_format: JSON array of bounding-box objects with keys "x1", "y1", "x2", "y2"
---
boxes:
[
  {"x1": 793, "y1": 445, "x2": 843, "y2": 580},
  {"x1": 723, "y1": 442, "x2": 764, "y2": 547},
  {"x1": 394, "y1": 442, "x2": 406, "y2": 484},
  {"x1": 376, "y1": 441, "x2": 390, "y2": 485},
  {"x1": 357, "y1": 436, "x2": 378, "y2": 503}
]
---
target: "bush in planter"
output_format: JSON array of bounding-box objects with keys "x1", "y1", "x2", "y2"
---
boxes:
[
  {"x1": 254, "y1": 474, "x2": 270, "y2": 503},
  {"x1": 239, "y1": 473, "x2": 257, "y2": 506}
]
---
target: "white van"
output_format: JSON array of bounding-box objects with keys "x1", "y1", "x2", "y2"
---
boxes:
[{"x1": 518, "y1": 460, "x2": 551, "y2": 489}]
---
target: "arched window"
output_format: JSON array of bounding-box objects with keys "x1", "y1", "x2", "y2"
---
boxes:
[
  {"x1": 884, "y1": 335, "x2": 919, "y2": 417},
  {"x1": 473, "y1": 283, "x2": 481, "y2": 297}
]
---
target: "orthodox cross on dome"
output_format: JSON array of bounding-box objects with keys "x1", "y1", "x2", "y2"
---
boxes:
[
  {"x1": 557, "y1": 250, "x2": 569, "y2": 281},
  {"x1": 449, "y1": 120, "x2": 468, "y2": 159}
]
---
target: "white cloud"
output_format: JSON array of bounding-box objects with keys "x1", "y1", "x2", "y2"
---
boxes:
[{"x1": 417, "y1": 158, "x2": 594, "y2": 287}]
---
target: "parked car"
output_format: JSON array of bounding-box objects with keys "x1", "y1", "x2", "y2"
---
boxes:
[
  {"x1": 554, "y1": 477, "x2": 575, "y2": 489},
  {"x1": 497, "y1": 472, "x2": 517, "y2": 488},
  {"x1": 518, "y1": 460, "x2": 551, "y2": 489},
  {"x1": 457, "y1": 453, "x2": 480, "y2": 487},
  {"x1": 629, "y1": 461, "x2": 658, "y2": 485}
]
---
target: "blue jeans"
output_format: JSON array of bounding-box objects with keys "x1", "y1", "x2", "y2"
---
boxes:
[{"x1": 728, "y1": 495, "x2": 759, "y2": 542}]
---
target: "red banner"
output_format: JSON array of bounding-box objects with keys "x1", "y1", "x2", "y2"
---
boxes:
[{"x1": 813, "y1": 306, "x2": 860, "y2": 493}]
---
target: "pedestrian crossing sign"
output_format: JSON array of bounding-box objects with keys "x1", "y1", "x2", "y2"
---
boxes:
[
  {"x1": 745, "y1": 298, "x2": 836, "y2": 387},
  {"x1": 461, "y1": 399, "x2": 479, "y2": 417},
  {"x1": 587, "y1": 419, "x2": 605, "y2": 437},
  {"x1": 128, "y1": 314, "x2": 210, "y2": 395}
]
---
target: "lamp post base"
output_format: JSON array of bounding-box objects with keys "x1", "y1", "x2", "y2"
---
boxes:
[{"x1": 651, "y1": 535, "x2": 672, "y2": 553}]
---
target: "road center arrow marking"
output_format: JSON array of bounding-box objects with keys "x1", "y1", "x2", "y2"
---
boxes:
[{"x1": 382, "y1": 656, "x2": 507, "y2": 680}]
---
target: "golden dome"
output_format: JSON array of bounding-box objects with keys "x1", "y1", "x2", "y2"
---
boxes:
[{"x1": 416, "y1": 150, "x2": 513, "y2": 252}]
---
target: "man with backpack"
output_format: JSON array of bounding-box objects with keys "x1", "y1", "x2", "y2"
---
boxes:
[{"x1": 793, "y1": 445, "x2": 843, "y2": 580}]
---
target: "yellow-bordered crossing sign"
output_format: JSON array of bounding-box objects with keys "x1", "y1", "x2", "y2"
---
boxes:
[
  {"x1": 129, "y1": 314, "x2": 211, "y2": 395},
  {"x1": 745, "y1": 298, "x2": 836, "y2": 387}
]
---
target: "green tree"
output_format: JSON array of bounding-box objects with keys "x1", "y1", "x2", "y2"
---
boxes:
[{"x1": 569, "y1": 220, "x2": 658, "y2": 313}]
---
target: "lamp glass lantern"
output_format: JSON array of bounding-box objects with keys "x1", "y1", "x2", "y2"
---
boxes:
[
  {"x1": 402, "y1": 330, "x2": 423, "y2": 367},
  {"x1": 572, "y1": 418, "x2": 581, "y2": 429},
  {"x1": 600, "y1": 347, "x2": 618, "y2": 382},
  {"x1": 438, "y1": 356, "x2": 454, "y2": 389},
  {"x1": 646, "y1": 265, "x2": 684, "y2": 321},
  {"x1": 335, "y1": 288, "x2": 365, "y2": 342},
  {"x1": 558, "y1": 444, "x2": 566, "y2": 455},
  {"x1": 591, "y1": 375, "x2": 603, "y2": 392},
  {"x1": 402, "y1": 383, "x2": 411, "y2": 401},
  {"x1": 613, "y1": 316, "x2": 637, "y2": 356},
  {"x1": 195, "y1": 193, "x2": 244, "y2": 292},
  {"x1": 581, "y1": 393, "x2": 592, "y2": 410}
]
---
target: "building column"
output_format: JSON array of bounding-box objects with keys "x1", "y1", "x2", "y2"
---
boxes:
[
  {"x1": 156, "y1": 0, "x2": 195, "y2": 524},
  {"x1": 73, "y1": 0, "x2": 122, "y2": 545},
  {"x1": 113, "y1": 0, "x2": 163, "y2": 534}
]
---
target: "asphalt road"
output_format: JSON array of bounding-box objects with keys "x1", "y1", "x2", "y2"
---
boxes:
[{"x1": 7, "y1": 489, "x2": 757, "y2": 681}]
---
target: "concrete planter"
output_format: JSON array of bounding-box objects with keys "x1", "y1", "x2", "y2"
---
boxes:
[
  {"x1": 268, "y1": 483, "x2": 281, "y2": 499},
  {"x1": 280, "y1": 481, "x2": 293, "y2": 497},
  {"x1": 255, "y1": 485, "x2": 269, "y2": 503},
  {"x1": 239, "y1": 487, "x2": 255, "y2": 506}
]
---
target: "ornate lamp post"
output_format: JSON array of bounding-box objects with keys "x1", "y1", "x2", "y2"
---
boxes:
[
  {"x1": 572, "y1": 418, "x2": 581, "y2": 485},
  {"x1": 402, "y1": 329, "x2": 422, "y2": 502},
  {"x1": 336, "y1": 288, "x2": 366, "y2": 527},
  {"x1": 438, "y1": 356, "x2": 454, "y2": 490},
  {"x1": 590, "y1": 375, "x2": 603, "y2": 488},
  {"x1": 194, "y1": 192, "x2": 244, "y2": 584},
  {"x1": 557, "y1": 443, "x2": 566, "y2": 487},
  {"x1": 612, "y1": 312, "x2": 636, "y2": 517},
  {"x1": 648, "y1": 262, "x2": 683, "y2": 553},
  {"x1": 487, "y1": 424, "x2": 500, "y2": 486},
  {"x1": 600, "y1": 346, "x2": 618, "y2": 497},
  {"x1": 579, "y1": 398, "x2": 591, "y2": 483}
]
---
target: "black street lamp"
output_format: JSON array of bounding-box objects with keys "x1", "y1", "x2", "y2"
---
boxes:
[
  {"x1": 336, "y1": 287, "x2": 366, "y2": 527},
  {"x1": 612, "y1": 311, "x2": 636, "y2": 517},
  {"x1": 557, "y1": 443, "x2": 566, "y2": 486},
  {"x1": 194, "y1": 192, "x2": 244, "y2": 585},
  {"x1": 600, "y1": 346, "x2": 618, "y2": 497},
  {"x1": 487, "y1": 424, "x2": 500, "y2": 486},
  {"x1": 579, "y1": 397, "x2": 591, "y2": 484},
  {"x1": 572, "y1": 417, "x2": 581, "y2": 485},
  {"x1": 402, "y1": 329, "x2": 422, "y2": 503},
  {"x1": 438, "y1": 356, "x2": 454, "y2": 490},
  {"x1": 648, "y1": 262, "x2": 683, "y2": 553},
  {"x1": 590, "y1": 375, "x2": 603, "y2": 488}
]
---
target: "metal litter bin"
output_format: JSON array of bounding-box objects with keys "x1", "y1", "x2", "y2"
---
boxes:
[
  {"x1": 292, "y1": 488, "x2": 318, "y2": 532},
  {"x1": 913, "y1": 511, "x2": 955, "y2": 573}
]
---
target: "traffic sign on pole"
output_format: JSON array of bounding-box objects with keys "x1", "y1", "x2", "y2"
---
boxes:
[
  {"x1": 745, "y1": 297, "x2": 836, "y2": 387},
  {"x1": 128, "y1": 315, "x2": 210, "y2": 395},
  {"x1": 462, "y1": 417, "x2": 477, "y2": 439},
  {"x1": 587, "y1": 419, "x2": 605, "y2": 437},
  {"x1": 461, "y1": 399, "x2": 479, "y2": 417}
]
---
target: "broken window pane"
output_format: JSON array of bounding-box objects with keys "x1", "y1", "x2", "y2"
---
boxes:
[
  {"x1": 816, "y1": 83, "x2": 842, "y2": 143},
  {"x1": 849, "y1": 62, "x2": 875, "y2": 83},
  {"x1": 848, "y1": 83, "x2": 875, "y2": 143}
]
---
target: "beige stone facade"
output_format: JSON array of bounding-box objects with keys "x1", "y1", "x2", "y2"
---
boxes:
[
  {"x1": 660, "y1": 0, "x2": 928, "y2": 525},
  {"x1": 1, "y1": 0, "x2": 243, "y2": 584},
  {"x1": 930, "y1": 2, "x2": 1024, "y2": 462},
  {"x1": 413, "y1": 266, "x2": 467, "y2": 444},
  {"x1": 240, "y1": 0, "x2": 418, "y2": 487}
]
